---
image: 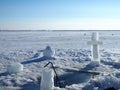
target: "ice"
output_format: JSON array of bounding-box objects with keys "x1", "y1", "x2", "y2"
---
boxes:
[
  {"x1": 0, "y1": 30, "x2": 120, "y2": 90},
  {"x1": 87, "y1": 32, "x2": 102, "y2": 66},
  {"x1": 43, "y1": 46, "x2": 55, "y2": 58},
  {"x1": 7, "y1": 63, "x2": 23, "y2": 74},
  {"x1": 40, "y1": 68, "x2": 54, "y2": 90}
]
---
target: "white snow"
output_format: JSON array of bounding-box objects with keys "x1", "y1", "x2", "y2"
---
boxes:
[
  {"x1": 43, "y1": 46, "x2": 55, "y2": 58},
  {"x1": 0, "y1": 30, "x2": 120, "y2": 90}
]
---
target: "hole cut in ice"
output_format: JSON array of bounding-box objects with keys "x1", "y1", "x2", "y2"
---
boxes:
[
  {"x1": 55, "y1": 72, "x2": 92, "y2": 88},
  {"x1": 43, "y1": 62, "x2": 100, "y2": 88},
  {"x1": 54, "y1": 68, "x2": 99, "y2": 88}
]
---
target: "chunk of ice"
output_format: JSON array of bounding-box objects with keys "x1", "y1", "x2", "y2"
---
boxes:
[{"x1": 7, "y1": 63, "x2": 23, "y2": 74}]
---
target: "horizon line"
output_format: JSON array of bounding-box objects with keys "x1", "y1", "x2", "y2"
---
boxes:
[{"x1": 0, "y1": 30, "x2": 120, "y2": 32}]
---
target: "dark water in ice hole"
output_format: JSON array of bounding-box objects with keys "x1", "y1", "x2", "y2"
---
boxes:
[{"x1": 54, "y1": 72, "x2": 92, "y2": 88}]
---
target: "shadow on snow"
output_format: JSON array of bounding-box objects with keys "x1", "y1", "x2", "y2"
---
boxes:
[{"x1": 21, "y1": 56, "x2": 55, "y2": 65}]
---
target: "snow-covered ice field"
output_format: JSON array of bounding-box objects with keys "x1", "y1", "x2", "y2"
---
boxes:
[{"x1": 0, "y1": 30, "x2": 120, "y2": 90}]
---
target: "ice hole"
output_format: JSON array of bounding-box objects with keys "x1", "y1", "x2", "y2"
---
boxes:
[
  {"x1": 42, "y1": 62, "x2": 99, "y2": 88},
  {"x1": 54, "y1": 72, "x2": 92, "y2": 88}
]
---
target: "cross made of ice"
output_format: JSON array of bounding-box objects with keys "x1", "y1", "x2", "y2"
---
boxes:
[{"x1": 87, "y1": 32, "x2": 102, "y2": 64}]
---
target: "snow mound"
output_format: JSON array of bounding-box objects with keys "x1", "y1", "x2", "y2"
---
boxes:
[
  {"x1": 84, "y1": 74, "x2": 120, "y2": 90},
  {"x1": 94, "y1": 74, "x2": 120, "y2": 89},
  {"x1": 7, "y1": 63, "x2": 23, "y2": 74},
  {"x1": 43, "y1": 46, "x2": 55, "y2": 58}
]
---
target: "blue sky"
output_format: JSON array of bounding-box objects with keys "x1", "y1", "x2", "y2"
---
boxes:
[{"x1": 0, "y1": 0, "x2": 120, "y2": 30}]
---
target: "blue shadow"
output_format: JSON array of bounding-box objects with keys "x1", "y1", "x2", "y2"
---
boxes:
[
  {"x1": 20, "y1": 82, "x2": 40, "y2": 90},
  {"x1": 21, "y1": 56, "x2": 55, "y2": 64}
]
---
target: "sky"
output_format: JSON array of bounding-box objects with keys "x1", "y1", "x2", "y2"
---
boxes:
[{"x1": 0, "y1": 0, "x2": 120, "y2": 30}]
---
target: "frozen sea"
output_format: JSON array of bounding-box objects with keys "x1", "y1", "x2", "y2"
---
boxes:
[
  {"x1": 0, "y1": 30, "x2": 120, "y2": 90},
  {"x1": 1, "y1": 30, "x2": 120, "y2": 51}
]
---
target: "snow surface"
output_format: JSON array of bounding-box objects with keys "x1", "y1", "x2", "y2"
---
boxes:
[{"x1": 0, "y1": 30, "x2": 120, "y2": 90}]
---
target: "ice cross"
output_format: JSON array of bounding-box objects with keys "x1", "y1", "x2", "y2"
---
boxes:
[{"x1": 87, "y1": 32, "x2": 102, "y2": 63}]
